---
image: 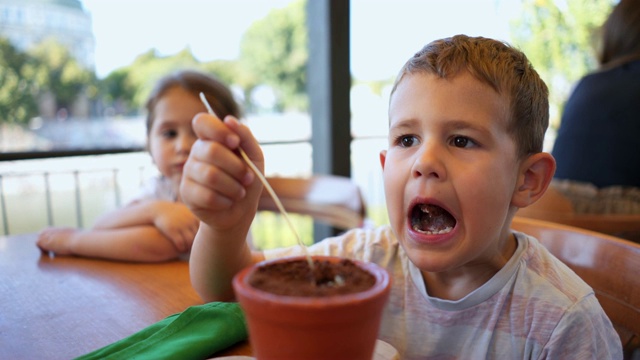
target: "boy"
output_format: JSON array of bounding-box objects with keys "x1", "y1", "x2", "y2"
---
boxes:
[{"x1": 180, "y1": 35, "x2": 622, "y2": 358}]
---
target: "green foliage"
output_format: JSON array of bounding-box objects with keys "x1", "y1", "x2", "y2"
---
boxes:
[
  {"x1": 102, "y1": 48, "x2": 239, "y2": 114},
  {"x1": 240, "y1": 0, "x2": 308, "y2": 112},
  {"x1": 100, "y1": 68, "x2": 137, "y2": 115},
  {"x1": 1, "y1": 0, "x2": 309, "y2": 122},
  {"x1": 510, "y1": 0, "x2": 616, "y2": 128},
  {"x1": 126, "y1": 48, "x2": 203, "y2": 109},
  {"x1": 27, "y1": 38, "x2": 96, "y2": 111},
  {"x1": 0, "y1": 38, "x2": 38, "y2": 124},
  {"x1": 1, "y1": 37, "x2": 96, "y2": 123},
  {"x1": 202, "y1": 60, "x2": 243, "y2": 89},
  {"x1": 252, "y1": 212, "x2": 314, "y2": 250}
]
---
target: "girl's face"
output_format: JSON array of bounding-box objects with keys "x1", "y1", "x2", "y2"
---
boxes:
[
  {"x1": 380, "y1": 71, "x2": 520, "y2": 290},
  {"x1": 148, "y1": 86, "x2": 204, "y2": 192}
]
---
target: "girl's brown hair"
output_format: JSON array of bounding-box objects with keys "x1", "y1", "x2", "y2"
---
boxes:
[
  {"x1": 145, "y1": 70, "x2": 242, "y2": 136},
  {"x1": 392, "y1": 35, "x2": 549, "y2": 159}
]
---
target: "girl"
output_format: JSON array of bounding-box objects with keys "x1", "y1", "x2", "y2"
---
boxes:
[{"x1": 37, "y1": 70, "x2": 245, "y2": 262}]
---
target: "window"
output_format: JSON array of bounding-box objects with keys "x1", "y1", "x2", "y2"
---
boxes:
[{"x1": 1, "y1": 0, "x2": 613, "y2": 239}]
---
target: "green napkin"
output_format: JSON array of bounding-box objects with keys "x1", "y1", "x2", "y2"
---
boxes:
[{"x1": 75, "y1": 302, "x2": 248, "y2": 360}]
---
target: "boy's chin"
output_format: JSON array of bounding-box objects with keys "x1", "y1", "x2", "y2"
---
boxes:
[{"x1": 404, "y1": 250, "x2": 453, "y2": 274}]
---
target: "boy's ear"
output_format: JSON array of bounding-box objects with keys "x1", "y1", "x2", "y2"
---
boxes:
[
  {"x1": 511, "y1": 152, "x2": 556, "y2": 208},
  {"x1": 379, "y1": 150, "x2": 387, "y2": 170}
]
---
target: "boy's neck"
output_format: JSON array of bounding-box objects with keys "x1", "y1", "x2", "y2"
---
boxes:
[{"x1": 421, "y1": 233, "x2": 518, "y2": 301}]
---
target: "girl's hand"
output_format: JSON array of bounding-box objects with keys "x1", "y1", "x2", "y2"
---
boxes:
[
  {"x1": 36, "y1": 227, "x2": 80, "y2": 255},
  {"x1": 152, "y1": 202, "x2": 199, "y2": 252}
]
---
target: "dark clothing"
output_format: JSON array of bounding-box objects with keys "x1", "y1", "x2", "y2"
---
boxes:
[{"x1": 552, "y1": 60, "x2": 640, "y2": 188}]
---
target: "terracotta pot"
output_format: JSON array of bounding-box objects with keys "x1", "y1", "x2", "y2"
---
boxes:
[{"x1": 232, "y1": 255, "x2": 391, "y2": 360}]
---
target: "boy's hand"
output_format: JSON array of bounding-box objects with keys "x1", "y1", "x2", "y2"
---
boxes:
[
  {"x1": 180, "y1": 114, "x2": 264, "y2": 232},
  {"x1": 152, "y1": 202, "x2": 199, "y2": 252}
]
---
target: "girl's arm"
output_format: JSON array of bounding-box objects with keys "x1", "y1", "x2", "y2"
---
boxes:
[
  {"x1": 91, "y1": 200, "x2": 158, "y2": 229},
  {"x1": 37, "y1": 226, "x2": 182, "y2": 262},
  {"x1": 92, "y1": 200, "x2": 199, "y2": 252}
]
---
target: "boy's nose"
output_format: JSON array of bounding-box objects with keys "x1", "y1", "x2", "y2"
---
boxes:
[{"x1": 412, "y1": 142, "x2": 446, "y2": 180}]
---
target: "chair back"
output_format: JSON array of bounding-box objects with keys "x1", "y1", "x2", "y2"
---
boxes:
[
  {"x1": 517, "y1": 210, "x2": 640, "y2": 243},
  {"x1": 512, "y1": 216, "x2": 640, "y2": 357},
  {"x1": 517, "y1": 187, "x2": 640, "y2": 242},
  {"x1": 258, "y1": 175, "x2": 366, "y2": 230}
]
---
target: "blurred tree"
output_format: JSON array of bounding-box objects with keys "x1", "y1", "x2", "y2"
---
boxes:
[
  {"x1": 204, "y1": 59, "x2": 253, "y2": 113},
  {"x1": 239, "y1": 0, "x2": 307, "y2": 112},
  {"x1": 100, "y1": 68, "x2": 138, "y2": 115},
  {"x1": 202, "y1": 60, "x2": 242, "y2": 90},
  {"x1": 0, "y1": 38, "x2": 38, "y2": 124},
  {"x1": 27, "y1": 38, "x2": 96, "y2": 116},
  {"x1": 127, "y1": 48, "x2": 202, "y2": 109},
  {"x1": 100, "y1": 47, "x2": 240, "y2": 115},
  {"x1": 510, "y1": 0, "x2": 616, "y2": 128},
  {"x1": 91, "y1": 2, "x2": 307, "y2": 116},
  {"x1": 3, "y1": 1, "x2": 308, "y2": 120}
]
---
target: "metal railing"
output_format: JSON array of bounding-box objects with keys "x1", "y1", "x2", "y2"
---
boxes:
[
  {"x1": 0, "y1": 163, "x2": 151, "y2": 235},
  {"x1": 0, "y1": 136, "x2": 388, "y2": 249},
  {"x1": 0, "y1": 159, "x2": 316, "y2": 250},
  {"x1": 0, "y1": 139, "x2": 317, "y2": 251}
]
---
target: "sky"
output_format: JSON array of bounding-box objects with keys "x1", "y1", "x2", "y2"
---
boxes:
[
  {"x1": 81, "y1": 0, "x2": 520, "y2": 80},
  {"x1": 81, "y1": 0, "x2": 295, "y2": 78}
]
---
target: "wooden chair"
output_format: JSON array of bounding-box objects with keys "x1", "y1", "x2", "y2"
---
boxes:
[
  {"x1": 517, "y1": 187, "x2": 640, "y2": 242},
  {"x1": 512, "y1": 216, "x2": 640, "y2": 357},
  {"x1": 518, "y1": 209, "x2": 640, "y2": 243},
  {"x1": 258, "y1": 175, "x2": 367, "y2": 230}
]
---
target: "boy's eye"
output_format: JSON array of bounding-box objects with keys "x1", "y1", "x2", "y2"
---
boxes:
[
  {"x1": 451, "y1": 136, "x2": 475, "y2": 148},
  {"x1": 398, "y1": 135, "x2": 418, "y2": 148}
]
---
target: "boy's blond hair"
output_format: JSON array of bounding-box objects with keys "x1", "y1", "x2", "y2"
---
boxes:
[{"x1": 392, "y1": 35, "x2": 549, "y2": 159}]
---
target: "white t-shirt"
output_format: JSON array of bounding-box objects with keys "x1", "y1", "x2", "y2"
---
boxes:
[
  {"x1": 264, "y1": 225, "x2": 623, "y2": 360},
  {"x1": 129, "y1": 175, "x2": 255, "y2": 251},
  {"x1": 129, "y1": 176, "x2": 177, "y2": 203}
]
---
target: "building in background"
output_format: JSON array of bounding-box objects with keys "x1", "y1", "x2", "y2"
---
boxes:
[{"x1": 0, "y1": 0, "x2": 94, "y2": 70}]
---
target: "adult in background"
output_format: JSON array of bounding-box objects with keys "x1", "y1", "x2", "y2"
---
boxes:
[{"x1": 550, "y1": 0, "x2": 640, "y2": 214}]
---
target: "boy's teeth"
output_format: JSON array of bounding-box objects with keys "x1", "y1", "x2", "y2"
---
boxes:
[
  {"x1": 411, "y1": 203, "x2": 456, "y2": 234},
  {"x1": 412, "y1": 224, "x2": 453, "y2": 234}
]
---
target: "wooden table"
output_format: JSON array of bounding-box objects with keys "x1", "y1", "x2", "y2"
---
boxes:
[
  {"x1": 0, "y1": 233, "x2": 206, "y2": 359},
  {"x1": 0, "y1": 234, "x2": 396, "y2": 360}
]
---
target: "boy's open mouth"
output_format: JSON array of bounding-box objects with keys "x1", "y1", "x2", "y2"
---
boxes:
[{"x1": 411, "y1": 204, "x2": 456, "y2": 235}]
